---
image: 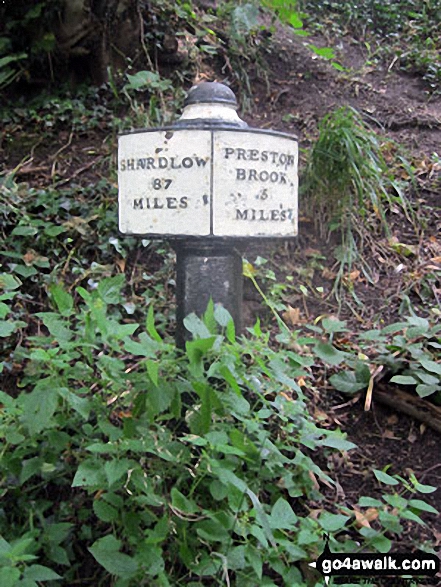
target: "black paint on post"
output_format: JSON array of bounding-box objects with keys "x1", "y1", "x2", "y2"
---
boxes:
[{"x1": 174, "y1": 242, "x2": 243, "y2": 349}]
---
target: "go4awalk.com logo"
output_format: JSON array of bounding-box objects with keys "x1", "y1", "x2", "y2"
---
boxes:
[{"x1": 309, "y1": 539, "x2": 439, "y2": 586}]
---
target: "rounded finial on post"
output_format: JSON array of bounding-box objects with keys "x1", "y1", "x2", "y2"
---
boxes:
[{"x1": 176, "y1": 81, "x2": 247, "y2": 128}]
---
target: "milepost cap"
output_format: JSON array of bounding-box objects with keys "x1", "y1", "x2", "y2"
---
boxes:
[{"x1": 184, "y1": 82, "x2": 238, "y2": 108}]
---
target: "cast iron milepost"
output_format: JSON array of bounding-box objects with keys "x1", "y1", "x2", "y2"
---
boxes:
[{"x1": 118, "y1": 82, "x2": 298, "y2": 347}]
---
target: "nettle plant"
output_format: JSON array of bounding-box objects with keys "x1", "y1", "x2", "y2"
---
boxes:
[{"x1": 0, "y1": 274, "x2": 438, "y2": 586}]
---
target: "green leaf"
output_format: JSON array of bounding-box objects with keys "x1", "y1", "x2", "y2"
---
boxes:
[
  {"x1": 288, "y1": 12, "x2": 303, "y2": 28},
  {"x1": 49, "y1": 284, "x2": 74, "y2": 316},
  {"x1": 329, "y1": 371, "x2": 367, "y2": 394},
  {"x1": 104, "y1": 459, "x2": 132, "y2": 487},
  {"x1": 390, "y1": 375, "x2": 418, "y2": 385},
  {"x1": 58, "y1": 388, "x2": 91, "y2": 419},
  {"x1": 315, "y1": 341, "x2": 346, "y2": 365},
  {"x1": 0, "y1": 567, "x2": 21, "y2": 587},
  {"x1": 146, "y1": 360, "x2": 159, "y2": 387},
  {"x1": 23, "y1": 565, "x2": 62, "y2": 581},
  {"x1": 0, "y1": 274, "x2": 22, "y2": 290},
  {"x1": 35, "y1": 312, "x2": 72, "y2": 342},
  {"x1": 373, "y1": 469, "x2": 399, "y2": 486},
  {"x1": 309, "y1": 44, "x2": 335, "y2": 59},
  {"x1": 171, "y1": 488, "x2": 197, "y2": 514},
  {"x1": 269, "y1": 498, "x2": 297, "y2": 529},
  {"x1": 184, "y1": 313, "x2": 212, "y2": 339},
  {"x1": 408, "y1": 499, "x2": 438, "y2": 514},
  {"x1": 358, "y1": 497, "x2": 383, "y2": 508},
  {"x1": 21, "y1": 384, "x2": 58, "y2": 434},
  {"x1": 11, "y1": 225, "x2": 38, "y2": 236},
  {"x1": 320, "y1": 435, "x2": 357, "y2": 451},
  {"x1": 72, "y1": 460, "x2": 106, "y2": 488},
  {"x1": 419, "y1": 358, "x2": 441, "y2": 375},
  {"x1": 321, "y1": 318, "x2": 348, "y2": 333},
  {"x1": 93, "y1": 499, "x2": 119, "y2": 522},
  {"x1": 318, "y1": 512, "x2": 350, "y2": 532},
  {"x1": 146, "y1": 304, "x2": 162, "y2": 342},
  {"x1": 97, "y1": 275, "x2": 125, "y2": 304},
  {"x1": 401, "y1": 510, "x2": 425, "y2": 525},
  {"x1": 0, "y1": 321, "x2": 16, "y2": 337},
  {"x1": 416, "y1": 384, "x2": 440, "y2": 398},
  {"x1": 89, "y1": 536, "x2": 138, "y2": 578},
  {"x1": 369, "y1": 534, "x2": 391, "y2": 553},
  {"x1": 196, "y1": 519, "x2": 229, "y2": 543}
]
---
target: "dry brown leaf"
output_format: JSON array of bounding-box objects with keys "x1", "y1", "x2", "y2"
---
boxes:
[
  {"x1": 322, "y1": 268, "x2": 336, "y2": 280},
  {"x1": 282, "y1": 305, "x2": 303, "y2": 326},
  {"x1": 354, "y1": 507, "x2": 379, "y2": 528}
]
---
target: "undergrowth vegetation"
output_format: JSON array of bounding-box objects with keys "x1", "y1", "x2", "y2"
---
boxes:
[
  {"x1": 1, "y1": 1, "x2": 440, "y2": 585},
  {"x1": 298, "y1": 0, "x2": 441, "y2": 92}
]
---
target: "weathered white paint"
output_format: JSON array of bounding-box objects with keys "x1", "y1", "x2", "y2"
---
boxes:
[
  {"x1": 212, "y1": 131, "x2": 298, "y2": 237},
  {"x1": 118, "y1": 128, "x2": 298, "y2": 237},
  {"x1": 178, "y1": 102, "x2": 244, "y2": 126},
  {"x1": 118, "y1": 129, "x2": 212, "y2": 236}
]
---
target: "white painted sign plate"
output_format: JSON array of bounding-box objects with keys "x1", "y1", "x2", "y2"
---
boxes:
[{"x1": 118, "y1": 128, "x2": 298, "y2": 237}]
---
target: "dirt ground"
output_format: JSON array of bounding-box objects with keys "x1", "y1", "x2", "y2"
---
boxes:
[{"x1": 238, "y1": 26, "x2": 441, "y2": 568}]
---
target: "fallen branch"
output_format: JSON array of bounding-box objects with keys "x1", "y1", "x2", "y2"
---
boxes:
[{"x1": 374, "y1": 384, "x2": 441, "y2": 435}]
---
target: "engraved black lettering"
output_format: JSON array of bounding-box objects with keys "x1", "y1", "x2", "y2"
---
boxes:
[
  {"x1": 195, "y1": 157, "x2": 208, "y2": 167},
  {"x1": 166, "y1": 197, "x2": 178, "y2": 209},
  {"x1": 236, "y1": 168, "x2": 246, "y2": 180},
  {"x1": 271, "y1": 210, "x2": 280, "y2": 221},
  {"x1": 249, "y1": 149, "x2": 259, "y2": 161},
  {"x1": 250, "y1": 208, "x2": 257, "y2": 221},
  {"x1": 287, "y1": 155, "x2": 295, "y2": 167},
  {"x1": 136, "y1": 158, "x2": 147, "y2": 170},
  {"x1": 287, "y1": 209, "x2": 294, "y2": 220},
  {"x1": 133, "y1": 198, "x2": 143, "y2": 209},
  {"x1": 236, "y1": 209, "x2": 248, "y2": 220},
  {"x1": 280, "y1": 210, "x2": 287, "y2": 221},
  {"x1": 127, "y1": 159, "x2": 135, "y2": 170},
  {"x1": 249, "y1": 169, "x2": 258, "y2": 181},
  {"x1": 270, "y1": 171, "x2": 279, "y2": 183},
  {"x1": 158, "y1": 157, "x2": 168, "y2": 169},
  {"x1": 153, "y1": 198, "x2": 164, "y2": 209},
  {"x1": 259, "y1": 210, "x2": 269, "y2": 221},
  {"x1": 120, "y1": 160, "x2": 126, "y2": 171},
  {"x1": 180, "y1": 197, "x2": 188, "y2": 209},
  {"x1": 279, "y1": 172, "x2": 287, "y2": 184},
  {"x1": 171, "y1": 157, "x2": 181, "y2": 169},
  {"x1": 261, "y1": 151, "x2": 268, "y2": 162},
  {"x1": 202, "y1": 194, "x2": 209, "y2": 205},
  {"x1": 270, "y1": 152, "x2": 278, "y2": 164},
  {"x1": 225, "y1": 148, "x2": 235, "y2": 159},
  {"x1": 279, "y1": 153, "x2": 287, "y2": 167},
  {"x1": 259, "y1": 170, "x2": 269, "y2": 182},
  {"x1": 182, "y1": 157, "x2": 193, "y2": 168},
  {"x1": 146, "y1": 157, "x2": 155, "y2": 169},
  {"x1": 237, "y1": 148, "x2": 246, "y2": 160}
]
